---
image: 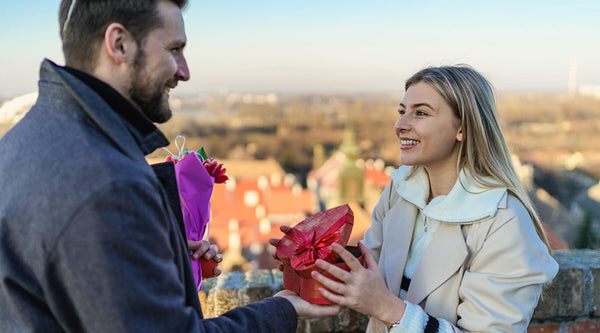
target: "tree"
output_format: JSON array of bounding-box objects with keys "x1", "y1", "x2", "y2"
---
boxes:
[{"x1": 574, "y1": 212, "x2": 599, "y2": 249}]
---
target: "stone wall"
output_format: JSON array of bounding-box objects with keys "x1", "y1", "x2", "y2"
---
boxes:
[
  {"x1": 529, "y1": 250, "x2": 600, "y2": 332},
  {"x1": 200, "y1": 250, "x2": 600, "y2": 332}
]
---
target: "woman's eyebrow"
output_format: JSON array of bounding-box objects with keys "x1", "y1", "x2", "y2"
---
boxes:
[{"x1": 399, "y1": 102, "x2": 434, "y2": 109}]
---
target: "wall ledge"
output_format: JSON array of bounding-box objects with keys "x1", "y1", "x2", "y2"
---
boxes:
[{"x1": 200, "y1": 250, "x2": 600, "y2": 332}]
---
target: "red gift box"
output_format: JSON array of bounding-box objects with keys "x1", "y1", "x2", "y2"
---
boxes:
[{"x1": 275, "y1": 204, "x2": 365, "y2": 304}]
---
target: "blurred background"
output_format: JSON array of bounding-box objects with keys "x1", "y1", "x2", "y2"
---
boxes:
[{"x1": 1, "y1": 0, "x2": 599, "y2": 272}]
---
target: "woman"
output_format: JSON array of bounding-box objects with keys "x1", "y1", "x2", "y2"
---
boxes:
[{"x1": 311, "y1": 65, "x2": 559, "y2": 332}]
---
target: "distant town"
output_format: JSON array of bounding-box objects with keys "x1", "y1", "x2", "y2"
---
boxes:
[{"x1": 2, "y1": 89, "x2": 600, "y2": 272}]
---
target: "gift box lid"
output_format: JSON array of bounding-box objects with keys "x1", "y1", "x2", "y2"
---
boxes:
[{"x1": 275, "y1": 204, "x2": 354, "y2": 272}]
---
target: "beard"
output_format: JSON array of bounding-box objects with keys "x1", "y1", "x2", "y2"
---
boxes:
[{"x1": 128, "y1": 49, "x2": 173, "y2": 123}]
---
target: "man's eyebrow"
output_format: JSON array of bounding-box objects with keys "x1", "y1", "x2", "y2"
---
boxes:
[{"x1": 169, "y1": 40, "x2": 187, "y2": 49}]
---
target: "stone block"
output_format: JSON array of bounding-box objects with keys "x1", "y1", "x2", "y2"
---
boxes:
[
  {"x1": 527, "y1": 323, "x2": 561, "y2": 333},
  {"x1": 238, "y1": 270, "x2": 276, "y2": 304},
  {"x1": 246, "y1": 270, "x2": 274, "y2": 288},
  {"x1": 198, "y1": 291, "x2": 208, "y2": 317},
  {"x1": 212, "y1": 287, "x2": 241, "y2": 317},
  {"x1": 271, "y1": 268, "x2": 284, "y2": 290},
  {"x1": 337, "y1": 308, "x2": 369, "y2": 332},
  {"x1": 592, "y1": 266, "x2": 600, "y2": 317},
  {"x1": 211, "y1": 272, "x2": 246, "y2": 316},
  {"x1": 565, "y1": 319, "x2": 600, "y2": 333},
  {"x1": 202, "y1": 276, "x2": 219, "y2": 290},
  {"x1": 205, "y1": 286, "x2": 216, "y2": 318},
  {"x1": 557, "y1": 266, "x2": 585, "y2": 317},
  {"x1": 533, "y1": 281, "x2": 558, "y2": 320},
  {"x1": 238, "y1": 286, "x2": 274, "y2": 305},
  {"x1": 569, "y1": 250, "x2": 600, "y2": 317},
  {"x1": 200, "y1": 275, "x2": 220, "y2": 318},
  {"x1": 557, "y1": 250, "x2": 599, "y2": 316},
  {"x1": 295, "y1": 318, "x2": 307, "y2": 333},
  {"x1": 303, "y1": 316, "x2": 336, "y2": 333}
]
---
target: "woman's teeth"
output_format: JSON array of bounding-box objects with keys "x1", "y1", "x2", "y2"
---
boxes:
[{"x1": 401, "y1": 139, "x2": 419, "y2": 145}]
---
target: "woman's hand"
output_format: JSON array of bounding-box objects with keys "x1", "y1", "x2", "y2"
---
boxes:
[
  {"x1": 187, "y1": 240, "x2": 223, "y2": 277},
  {"x1": 312, "y1": 242, "x2": 405, "y2": 325}
]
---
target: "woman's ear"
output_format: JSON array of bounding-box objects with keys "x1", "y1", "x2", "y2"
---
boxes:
[{"x1": 456, "y1": 126, "x2": 463, "y2": 142}]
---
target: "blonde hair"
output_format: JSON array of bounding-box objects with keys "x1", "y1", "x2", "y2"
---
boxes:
[{"x1": 405, "y1": 65, "x2": 551, "y2": 252}]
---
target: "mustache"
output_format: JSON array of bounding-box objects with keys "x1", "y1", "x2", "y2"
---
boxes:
[{"x1": 166, "y1": 78, "x2": 179, "y2": 89}]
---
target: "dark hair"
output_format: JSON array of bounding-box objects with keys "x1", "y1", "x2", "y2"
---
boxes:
[{"x1": 59, "y1": 0, "x2": 187, "y2": 72}]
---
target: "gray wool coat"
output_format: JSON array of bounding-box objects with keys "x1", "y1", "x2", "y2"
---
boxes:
[{"x1": 0, "y1": 59, "x2": 296, "y2": 332}]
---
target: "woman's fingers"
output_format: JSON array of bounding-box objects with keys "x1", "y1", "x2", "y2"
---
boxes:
[
  {"x1": 311, "y1": 268, "x2": 346, "y2": 292},
  {"x1": 316, "y1": 285, "x2": 349, "y2": 307},
  {"x1": 358, "y1": 242, "x2": 378, "y2": 270},
  {"x1": 330, "y1": 243, "x2": 363, "y2": 271},
  {"x1": 314, "y1": 257, "x2": 354, "y2": 282}
]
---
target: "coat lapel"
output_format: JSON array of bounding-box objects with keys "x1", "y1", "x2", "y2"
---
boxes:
[
  {"x1": 381, "y1": 200, "x2": 417, "y2": 297},
  {"x1": 406, "y1": 223, "x2": 467, "y2": 305}
]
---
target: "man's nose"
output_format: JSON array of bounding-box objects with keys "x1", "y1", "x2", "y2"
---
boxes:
[{"x1": 176, "y1": 55, "x2": 190, "y2": 82}]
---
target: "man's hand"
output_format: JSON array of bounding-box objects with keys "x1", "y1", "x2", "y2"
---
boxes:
[
  {"x1": 274, "y1": 289, "x2": 341, "y2": 320},
  {"x1": 187, "y1": 240, "x2": 223, "y2": 277},
  {"x1": 268, "y1": 225, "x2": 292, "y2": 271}
]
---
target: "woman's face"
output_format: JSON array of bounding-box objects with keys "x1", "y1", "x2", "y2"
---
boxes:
[{"x1": 395, "y1": 82, "x2": 463, "y2": 172}]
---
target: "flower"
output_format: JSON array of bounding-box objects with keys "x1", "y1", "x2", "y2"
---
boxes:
[
  {"x1": 203, "y1": 158, "x2": 229, "y2": 184},
  {"x1": 165, "y1": 145, "x2": 228, "y2": 184}
]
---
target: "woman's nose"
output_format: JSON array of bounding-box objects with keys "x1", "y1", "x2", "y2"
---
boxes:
[{"x1": 394, "y1": 116, "x2": 409, "y2": 134}]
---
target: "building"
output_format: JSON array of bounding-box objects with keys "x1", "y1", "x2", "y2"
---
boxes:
[
  {"x1": 308, "y1": 126, "x2": 394, "y2": 215},
  {"x1": 207, "y1": 159, "x2": 319, "y2": 272}
]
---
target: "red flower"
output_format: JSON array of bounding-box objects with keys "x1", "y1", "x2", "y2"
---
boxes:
[{"x1": 203, "y1": 158, "x2": 229, "y2": 183}]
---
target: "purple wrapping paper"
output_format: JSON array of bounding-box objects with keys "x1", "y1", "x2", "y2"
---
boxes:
[{"x1": 174, "y1": 153, "x2": 215, "y2": 290}]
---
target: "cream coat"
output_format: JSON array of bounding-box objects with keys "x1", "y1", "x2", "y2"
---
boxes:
[{"x1": 362, "y1": 166, "x2": 559, "y2": 333}]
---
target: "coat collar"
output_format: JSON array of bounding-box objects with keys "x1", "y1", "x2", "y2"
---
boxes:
[
  {"x1": 39, "y1": 59, "x2": 169, "y2": 157},
  {"x1": 391, "y1": 166, "x2": 507, "y2": 223}
]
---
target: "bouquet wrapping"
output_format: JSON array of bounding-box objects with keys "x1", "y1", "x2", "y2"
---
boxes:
[
  {"x1": 275, "y1": 204, "x2": 365, "y2": 304},
  {"x1": 166, "y1": 137, "x2": 227, "y2": 290}
]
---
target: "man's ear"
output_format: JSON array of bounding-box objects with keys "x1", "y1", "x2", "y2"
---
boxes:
[{"x1": 103, "y1": 23, "x2": 137, "y2": 64}]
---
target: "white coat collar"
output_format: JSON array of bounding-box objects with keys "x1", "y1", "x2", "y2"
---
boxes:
[{"x1": 391, "y1": 166, "x2": 507, "y2": 223}]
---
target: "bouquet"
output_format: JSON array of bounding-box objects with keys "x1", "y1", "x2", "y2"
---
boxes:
[{"x1": 165, "y1": 136, "x2": 228, "y2": 290}]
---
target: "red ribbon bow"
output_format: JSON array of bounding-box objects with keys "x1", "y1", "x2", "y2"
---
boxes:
[{"x1": 290, "y1": 230, "x2": 340, "y2": 270}]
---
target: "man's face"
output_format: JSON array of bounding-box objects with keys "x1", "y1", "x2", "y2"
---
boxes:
[{"x1": 128, "y1": 1, "x2": 189, "y2": 123}]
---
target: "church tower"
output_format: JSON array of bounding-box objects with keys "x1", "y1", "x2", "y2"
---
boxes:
[{"x1": 338, "y1": 125, "x2": 363, "y2": 205}]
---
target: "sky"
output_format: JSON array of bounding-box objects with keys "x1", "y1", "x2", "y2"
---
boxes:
[{"x1": 0, "y1": 0, "x2": 599, "y2": 99}]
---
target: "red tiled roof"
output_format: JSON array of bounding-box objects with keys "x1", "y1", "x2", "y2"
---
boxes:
[
  {"x1": 266, "y1": 185, "x2": 317, "y2": 215},
  {"x1": 363, "y1": 165, "x2": 391, "y2": 187},
  {"x1": 208, "y1": 179, "x2": 318, "y2": 251}
]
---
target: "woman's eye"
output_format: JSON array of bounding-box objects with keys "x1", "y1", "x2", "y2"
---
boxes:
[
  {"x1": 416, "y1": 110, "x2": 427, "y2": 116},
  {"x1": 398, "y1": 109, "x2": 405, "y2": 115}
]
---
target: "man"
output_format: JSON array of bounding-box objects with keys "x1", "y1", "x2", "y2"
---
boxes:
[{"x1": 0, "y1": 1, "x2": 339, "y2": 331}]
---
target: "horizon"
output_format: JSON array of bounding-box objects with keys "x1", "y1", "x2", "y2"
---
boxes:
[{"x1": 1, "y1": 1, "x2": 599, "y2": 100}]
